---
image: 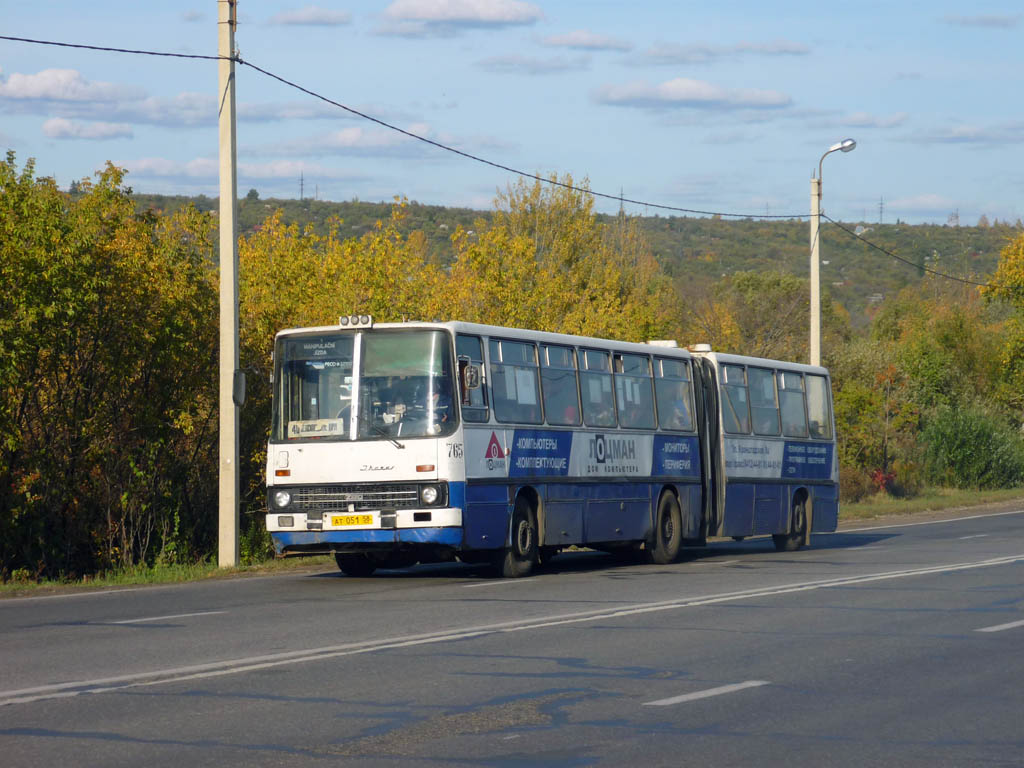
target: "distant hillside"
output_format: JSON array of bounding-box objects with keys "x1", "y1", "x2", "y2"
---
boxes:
[{"x1": 131, "y1": 192, "x2": 1019, "y2": 326}]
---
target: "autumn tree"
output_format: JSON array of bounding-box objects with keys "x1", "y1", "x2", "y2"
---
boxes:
[
  {"x1": 681, "y1": 269, "x2": 848, "y2": 361},
  {"x1": 445, "y1": 175, "x2": 678, "y2": 341},
  {"x1": 0, "y1": 154, "x2": 218, "y2": 577},
  {"x1": 981, "y1": 231, "x2": 1024, "y2": 413}
]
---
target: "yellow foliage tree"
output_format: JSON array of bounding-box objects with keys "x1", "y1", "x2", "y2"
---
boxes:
[{"x1": 443, "y1": 175, "x2": 677, "y2": 342}]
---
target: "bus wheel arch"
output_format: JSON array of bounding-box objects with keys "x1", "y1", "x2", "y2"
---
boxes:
[
  {"x1": 497, "y1": 489, "x2": 539, "y2": 578},
  {"x1": 647, "y1": 488, "x2": 683, "y2": 564},
  {"x1": 773, "y1": 488, "x2": 809, "y2": 552}
]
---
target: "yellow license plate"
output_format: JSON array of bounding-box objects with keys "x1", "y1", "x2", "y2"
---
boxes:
[{"x1": 331, "y1": 514, "x2": 374, "y2": 527}]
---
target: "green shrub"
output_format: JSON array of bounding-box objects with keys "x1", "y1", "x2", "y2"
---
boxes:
[
  {"x1": 921, "y1": 406, "x2": 1024, "y2": 490},
  {"x1": 840, "y1": 466, "x2": 876, "y2": 504}
]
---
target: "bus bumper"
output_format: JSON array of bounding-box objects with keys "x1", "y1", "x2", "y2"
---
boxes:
[{"x1": 267, "y1": 507, "x2": 464, "y2": 555}]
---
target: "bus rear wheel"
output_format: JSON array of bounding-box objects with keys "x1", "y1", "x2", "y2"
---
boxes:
[
  {"x1": 773, "y1": 497, "x2": 808, "y2": 552},
  {"x1": 335, "y1": 552, "x2": 377, "y2": 577},
  {"x1": 647, "y1": 492, "x2": 682, "y2": 564},
  {"x1": 496, "y1": 497, "x2": 537, "y2": 578}
]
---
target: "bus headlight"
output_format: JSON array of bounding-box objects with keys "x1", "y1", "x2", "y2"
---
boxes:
[
  {"x1": 420, "y1": 485, "x2": 439, "y2": 505},
  {"x1": 273, "y1": 489, "x2": 292, "y2": 508}
]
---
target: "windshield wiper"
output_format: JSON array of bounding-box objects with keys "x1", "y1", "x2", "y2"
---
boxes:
[{"x1": 370, "y1": 423, "x2": 404, "y2": 449}]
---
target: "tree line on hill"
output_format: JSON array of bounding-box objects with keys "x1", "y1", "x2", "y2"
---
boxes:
[{"x1": 3, "y1": 151, "x2": 1024, "y2": 579}]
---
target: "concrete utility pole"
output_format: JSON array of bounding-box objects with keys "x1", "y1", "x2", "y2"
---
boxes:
[
  {"x1": 809, "y1": 138, "x2": 856, "y2": 367},
  {"x1": 809, "y1": 175, "x2": 822, "y2": 367},
  {"x1": 218, "y1": 0, "x2": 240, "y2": 567}
]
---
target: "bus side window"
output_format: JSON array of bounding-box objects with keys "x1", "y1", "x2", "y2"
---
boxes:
[
  {"x1": 748, "y1": 366, "x2": 780, "y2": 436},
  {"x1": 614, "y1": 353, "x2": 655, "y2": 429},
  {"x1": 805, "y1": 374, "x2": 833, "y2": 439},
  {"x1": 580, "y1": 349, "x2": 616, "y2": 428},
  {"x1": 456, "y1": 334, "x2": 489, "y2": 422},
  {"x1": 541, "y1": 344, "x2": 581, "y2": 426},
  {"x1": 654, "y1": 357, "x2": 694, "y2": 431},
  {"x1": 720, "y1": 364, "x2": 750, "y2": 434},
  {"x1": 778, "y1": 371, "x2": 808, "y2": 437},
  {"x1": 489, "y1": 339, "x2": 542, "y2": 425}
]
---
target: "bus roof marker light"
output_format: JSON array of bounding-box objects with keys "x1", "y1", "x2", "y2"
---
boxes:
[{"x1": 338, "y1": 314, "x2": 373, "y2": 328}]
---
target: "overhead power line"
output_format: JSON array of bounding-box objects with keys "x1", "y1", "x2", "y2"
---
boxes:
[
  {"x1": 0, "y1": 34, "x2": 805, "y2": 220},
  {"x1": 0, "y1": 34, "x2": 1002, "y2": 290},
  {"x1": 823, "y1": 214, "x2": 990, "y2": 287}
]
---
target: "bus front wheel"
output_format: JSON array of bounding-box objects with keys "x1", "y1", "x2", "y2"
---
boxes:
[
  {"x1": 496, "y1": 497, "x2": 537, "y2": 578},
  {"x1": 647, "y1": 492, "x2": 682, "y2": 564},
  {"x1": 773, "y1": 497, "x2": 808, "y2": 552},
  {"x1": 335, "y1": 552, "x2": 377, "y2": 577}
]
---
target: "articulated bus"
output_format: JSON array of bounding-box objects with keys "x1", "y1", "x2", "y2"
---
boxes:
[{"x1": 265, "y1": 317, "x2": 838, "y2": 577}]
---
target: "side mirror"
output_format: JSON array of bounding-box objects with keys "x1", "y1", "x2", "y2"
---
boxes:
[{"x1": 463, "y1": 363, "x2": 481, "y2": 390}]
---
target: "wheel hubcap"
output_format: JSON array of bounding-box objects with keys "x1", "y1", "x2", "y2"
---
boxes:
[{"x1": 516, "y1": 520, "x2": 533, "y2": 555}]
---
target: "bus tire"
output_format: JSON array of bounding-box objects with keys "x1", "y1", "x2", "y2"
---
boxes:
[
  {"x1": 647, "y1": 492, "x2": 682, "y2": 564},
  {"x1": 335, "y1": 552, "x2": 377, "y2": 577},
  {"x1": 497, "y1": 497, "x2": 537, "y2": 578},
  {"x1": 773, "y1": 497, "x2": 808, "y2": 552}
]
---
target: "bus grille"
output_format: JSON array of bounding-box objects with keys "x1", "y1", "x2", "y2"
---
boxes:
[{"x1": 292, "y1": 484, "x2": 420, "y2": 514}]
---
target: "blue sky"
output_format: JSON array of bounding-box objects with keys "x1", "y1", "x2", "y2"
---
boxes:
[{"x1": 2, "y1": 1, "x2": 1022, "y2": 224}]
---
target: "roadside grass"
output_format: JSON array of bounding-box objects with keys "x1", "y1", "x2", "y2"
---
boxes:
[
  {"x1": 0, "y1": 555, "x2": 335, "y2": 598},
  {"x1": 6, "y1": 486, "x2": 1024, "y2": 597},
  {"x1": 841, "y1": 486, "x2": 1024, "y2": 521}
]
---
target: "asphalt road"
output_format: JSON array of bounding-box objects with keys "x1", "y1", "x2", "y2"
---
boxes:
[{"x1": 2, "y1": 508, "x2": 1024, "y2": 767}]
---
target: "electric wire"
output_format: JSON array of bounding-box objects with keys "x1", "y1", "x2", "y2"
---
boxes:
[
  {"x1": 823, "y1": 214, "x2": 991, "y2": 288},
  {"x1": 0, "y1": 34, "x2": 806, "y2": 220},
  {"x1": 0, "y1": 33, "x2": 1003, "y2": 289}
]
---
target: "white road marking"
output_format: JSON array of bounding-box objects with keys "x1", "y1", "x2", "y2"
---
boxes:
[
  {"x1": 840, "y1": 509, "x2": 1024, "y2": 533},
  {"x1": 975, "y1": 618, "x2": 1024, "y2": 633},
  {"x1": 461, "y1": 580, "x2": 532, "y2": 589},
  {"x1": 3, "y1": 552, "x2": 1023, "y2": 708},
  {"x1": 958, "y1": 534, "x2": 989, "y2": 540},
  {"x1": 110, "y1": 611, "x2": 226, "y2": 625},
  {"x1": 691, "y1": 559, "x2": 740, "y2": 566},
  {"x1": 643, "y1": 680, "x2": 770, "y2": 707}
]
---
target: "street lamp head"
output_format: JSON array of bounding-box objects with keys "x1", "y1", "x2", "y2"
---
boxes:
[{"x1": 828, "y1": 138, "x2": 857, "y2": 154}]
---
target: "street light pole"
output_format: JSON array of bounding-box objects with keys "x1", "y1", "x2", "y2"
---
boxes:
[{"x1": 809, "y1": 138, "x2": 856, "y2": 367}]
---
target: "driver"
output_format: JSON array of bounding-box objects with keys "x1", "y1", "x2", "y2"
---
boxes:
[{"x1": 430, "y1": 381, "x2": 452, "y2": 425}]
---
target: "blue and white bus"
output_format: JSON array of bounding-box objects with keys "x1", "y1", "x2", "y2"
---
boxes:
[
  {"x1": 689, "y1": 347, "x2": 839, "y2": 552},
  {"x1": 265, "y1": 317, "x2": 838, "y2": 576}
]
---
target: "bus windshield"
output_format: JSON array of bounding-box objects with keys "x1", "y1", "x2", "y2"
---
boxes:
[{"x1": 272, "y1": 329, "x2": 457, "y2": 442}]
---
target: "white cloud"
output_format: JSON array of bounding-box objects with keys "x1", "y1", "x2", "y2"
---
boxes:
[
  {"x1": 0, "y1": 69, "x2": 144, "y2": 102},
  {"x1": 42, "y1": 118, "x2": 133, "y2": 140},
  {"x1": 735, "y1": 40, "x2": 810, "y2": 55},
  {"x1": 478, "y1": 54, "x2": 590, "y2": 75},
  {"x1": 595, "y1": 78, "x2": 791, "y2": 110},
  {"x1": 261, "y1": 124, "x2": 432, "y2": 158},
  {"x1": 238, "y1": 160, "x2": 363, "y2": 180},
  {"x1": 942, "y1": 14, "x2": 1019, "y2": 28},
  {"x1": 269, "y1": 5, "x2": 352, "y2": 26},
  {"x1": 889, "y1": 193, "x2": 956, "y2": 214},
  {"x1": 124, "y1": 156, "x2": 218, "y2": 178},
  {"x1": 380, "y1": 0, "x2": 542, "y2": 36},
  {"x1": 182, "y1": 10, "x2": 204, "y2": 22},
  {"x1": 542, "y1": 29, "x2": 632, "y2": 52},
  {"x1": 907, "y1": 122, "x2": 1024, "y2": 145},
  {"x1": 842, "y1": 111, "x2": 908, "y2": 129},
  {"x1": 633, "y1": 39, "x2": 809, "y2": 66},
  {"x1": 123, "y1": 155, "x2": 364, "y2": 184}
]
